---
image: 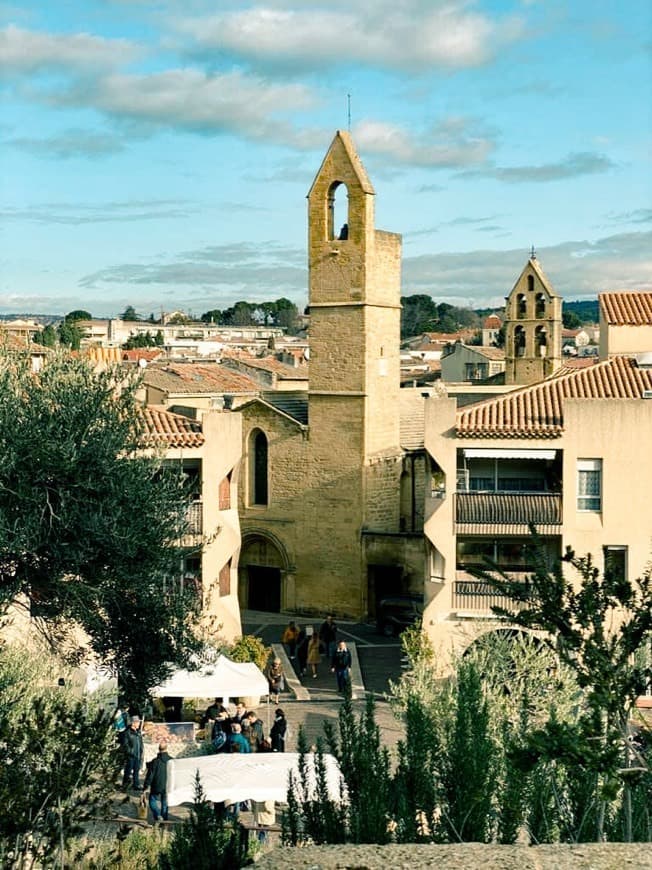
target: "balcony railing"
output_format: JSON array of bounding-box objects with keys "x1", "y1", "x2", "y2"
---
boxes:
[
  {"x1": 453, "y1": 575, "x2": 531, "y2": 614},
  {"x1": 455, "y1": 492, "x2": 562, "y2": 529},
  {"x1": 184, "y1": 501, "x2": 203, "y2": 537}
]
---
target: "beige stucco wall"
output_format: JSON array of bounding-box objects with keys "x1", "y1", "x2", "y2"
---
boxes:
[
  {"x1": 422, "y1": 395, "x2": 652, "y2": 665},
  {"x1": 599, "y1": 319, "x2": 652, "y2": 359}
]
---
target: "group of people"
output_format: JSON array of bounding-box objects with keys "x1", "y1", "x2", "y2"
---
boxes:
[
  {"x1": 281, "y1": 615, "x2": 352, "y2": 692},
  {"x1": 205, "y1": 699, "x2": 288, "y2": 754}
]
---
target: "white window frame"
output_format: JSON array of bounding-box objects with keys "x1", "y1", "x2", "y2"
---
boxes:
[{"x1": 577, "y1": 458, "x2": 602, "y2": 512}]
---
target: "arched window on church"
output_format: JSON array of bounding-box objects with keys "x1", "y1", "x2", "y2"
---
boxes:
[
  {"x1": 535, "y1": 292, "x2": 546, "y2": 319},
  {"x1": 249, "y1": 428, "x2": 268, "y2": 506},
  {"x1": 514, "y1": 325, "x2": 526, "y2": 357},
  {"x1": 516, "y1": 293, "x2": 527, "y2": 318},
  {"x1": 527, "y1": 274, "x2": 535, "y2": 293},
  {"x1": 327, "y1": 180, "x2": 350, "y2": 241},
  {"x1": 535, "y1": 325, "x2": 548, "y2": 357}
]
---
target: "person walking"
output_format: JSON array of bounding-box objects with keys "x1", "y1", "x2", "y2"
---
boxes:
[
  {"x1": 331, "y1": 640, "x2": 352, "y2": 694},
  {"x1": 266, "y1": 657, "x2": 284, "y2": 704},
  {"x1": 144, "y1": 741, "x2": 171, "y2": 824},
  {"x1": 281, "y1": 620, "x2": 300, "y2": 659},
  {"x1": 319, "y1": 614, "x2": 338, "y2": 661},
  {"x1": 122, "y1": 715, "x2": 144, "y2": 790},
  {"x1": 296, "y1": 624, "x2": 308, "y2": 675},
  {"x1": 270, "y1": 708, "x2": 287, "y2": 752},
  {"x1": 307, "y1": 628, "x2": 321, "y2": 678}
]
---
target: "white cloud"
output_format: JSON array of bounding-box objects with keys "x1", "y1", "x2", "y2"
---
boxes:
[
  {"x1": 49, "y1": 68, "x2": 317, "y2": 142},
  {"x1": 0, "y1": 24, "x2": 141, "y2": 74},
  {"x1": 178, "y1": 2, "x2": 523, "y2": 71},
  {"x1": 354, "y1": 117, "x2": 495, "y2": 168},
  {"x1": 458, "y1": 151, "x2": 615, "y2": 183}
]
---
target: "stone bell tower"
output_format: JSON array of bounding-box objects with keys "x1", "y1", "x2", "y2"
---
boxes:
[
  {"x1": 504, "y1": 254, "x2": 562, "y2": 385},
  {"x1": 302, "y1": 131, "x2": 403, "y2": 614}
]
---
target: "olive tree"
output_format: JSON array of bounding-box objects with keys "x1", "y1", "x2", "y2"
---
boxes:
[{"x1": 0, "y1": 349, "x2": 202, "y2": 701}]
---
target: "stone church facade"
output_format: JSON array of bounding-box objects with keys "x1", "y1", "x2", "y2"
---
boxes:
[{"x1": 237, "y1": 132, "x2": 427, "y2": 619}]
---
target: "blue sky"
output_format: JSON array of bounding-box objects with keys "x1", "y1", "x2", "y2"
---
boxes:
[{"x1": 1, "y1": 0, "x2": 650, "y2": 319}]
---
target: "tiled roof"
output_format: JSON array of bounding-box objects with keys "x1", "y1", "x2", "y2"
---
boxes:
[
  {"x1": 261, "y1": 393, "x2": 309, "y2": 425},
  {"x1": 122, "y1": 349, "x2": 164, "y2": 363},
  {"x1": 233, "y1": 356, "x2": 309, "y2": 379},
  {"x1": 475, "y1": 346, "x2": 505, "y2": 361},
  {"x1": 456, "y1": 355, "x2": 652, "y2": 439},
  {"x1": 400, "y1": 389, "x2": 428, "y2": 450},
  {"x1": 600, "y1": 291, "x2": 652, "y2": 326},
  {"x1": 143, "y1": 363, "x2": 259, "y2": 395},
  {"x1": 483, "y1": 314, "x2": 502, "y2": 328},
  {"x1": 141, "y1": 406, "x2": 204, "y2": 448}
]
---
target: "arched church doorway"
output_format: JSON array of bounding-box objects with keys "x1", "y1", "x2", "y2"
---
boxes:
[{"x1": 240, "y1": 533, "x2": 288, "y2": 613}]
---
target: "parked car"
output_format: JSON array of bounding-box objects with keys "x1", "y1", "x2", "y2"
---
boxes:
[{"x1": 376, "y1": 595, "x2": 424, "y2": 637}]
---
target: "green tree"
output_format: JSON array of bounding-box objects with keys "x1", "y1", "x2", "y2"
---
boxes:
[
  {"x1": 160, "y1": 773, "x2": 249, "y2": 869},
  {"x1": 201, "y1": 309, "x2": 224, "y2": 324},
  {"x1": 64, "y1": 309, "x2": 92, "y2": 322},
  {"x1": 0, "y1": 350, "x2": 201, "y2": 702},
  {"x1": 34, "y1": 323, "x2": 58, "y2": 347},
  {"x1": 562, "y1": 310, "x2": 582, "y2": 329},
  {"x1": 0, "y1": 646, "x2": 119, "y2": 868},
  {"x1": 121, "y1": 305, "x2": 140, "y2": 321},
  {"x1": 401, "y1": 294, "x2": 439, "y2": 339},
  {"x1": 58, "y1": 319, "x2": 83, "y2": 350},
  {"x1": 479, "y1": 541, "x2": 652, "y2": 841}
]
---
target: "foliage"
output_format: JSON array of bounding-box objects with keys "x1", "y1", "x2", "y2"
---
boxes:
[
  {"x1": 493, "y1": 324, "x2": 505, "y2": 348},
  {"x1": 0, "y1": 350, "x2": 202, "y2": 703},
  {"x1": 224, "y1": 635, "x2": 271, "y2": 672},
  {"x1": 0, "y1": 646, "x2": 119, "y2": 868},
  {"x1": 393, "y1": 694, "x2": 440, "y2": 842},
  {"x1": 475, "y1": 539, "x2": 652, "y2": 840},
  {"x1": 80, "y1": 826, "x2": 168, "y2": 870},
  {"x1": 122, "y1": 330, "x2": 164, "y2": 350},
  {"x1": 201, "y1": 298, "x2": 300, "y2": 332},
  {"x1": 562, "y1": 310, "x2": 582, "y2": 329},
  {"x1": 65, "y1": 310, "x2": 92, "y2": 322},
  {"x1": 401, "y1": 295, "x2": 480, "y2": 339},
  {"x1": 159, "y1": 772, "x2": 250, "y2": 869},
  {"x1": 33, "y1": 324, "x2": 58, "y2": 347},
  {"x1": 441, "y1": 657, "x2": 495, "y2": 843},
  {"x1": 58, "y1": 318, "x2": 83, "y2": 350},
  {"x1": 283, "y1": 730, "x2": 347, "y2": 845},
  {"x1": 121, "y1": 306, "x2": 140, "y2": 321}
]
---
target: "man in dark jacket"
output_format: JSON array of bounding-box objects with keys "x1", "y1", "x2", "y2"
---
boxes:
[
  {"x1": 122, "y1": 715, "x2": 144, "y2": 790},
  {"x1": 144, "y1": 741, "x2": 172, "y2": 822},
  {"x1": 245, "y1": 710, "x2": 265, "y2": 752},
  {"x1": 331, "y1": 640, "x2": 352, "y2": 693}
]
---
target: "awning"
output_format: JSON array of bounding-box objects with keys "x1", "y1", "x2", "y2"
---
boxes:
[
  {"x1": 166, "y1": 752, "x2": 344, "y2": 806},
  {"x1": 463, "y1": 448, "x2": 556, "y2": 460}
]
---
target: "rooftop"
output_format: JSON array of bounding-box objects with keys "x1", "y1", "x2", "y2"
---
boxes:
[
  {"x1": 600, "y1": 291, "x2": 652, "y2": 326},
  {"x1": 456, "y1": 355, "x2": 652, "y2": 439},
  {"x1": 143, "y1": 362, "x2": 259, "y2": 395},
  {"x1": 141, "y1": 406, "x2": 204, "y2": 448}
]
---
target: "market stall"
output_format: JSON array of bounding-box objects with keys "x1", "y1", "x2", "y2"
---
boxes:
[{"x1": 165, "y1": 752, "x2": 344, "y2": 806}]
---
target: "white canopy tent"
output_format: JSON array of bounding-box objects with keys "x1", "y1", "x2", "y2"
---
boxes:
[
  {"x1": 150, "y1": 654, "x2": 271, "y2": 729},
  {"x1": 166, "y1": 752, "x2": 344, "y2": 807},
  {"x1": 150, "y1": 655, "x2": 268, "y2": 702}
]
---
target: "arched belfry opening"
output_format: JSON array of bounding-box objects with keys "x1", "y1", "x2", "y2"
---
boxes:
[{"x1": 327, "y1": 180, "x2": 350, "y2": 241}]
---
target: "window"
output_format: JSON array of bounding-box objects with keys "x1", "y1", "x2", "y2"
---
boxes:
[
  {"x1": 577, "y1": 458, "x2": 601, "y2": 511},
  {"x1": 249, "y1": 428, "x2": 268, "y2": 506},
  {"x1": 327, "y1": 180, "x2": 349, "y2": 241},
  {"x1": 219, "y1": 472, "x2": 231, "y2": 511},
  {"x1": 219, "y1": 559, "x2": 231, "y2": 597},
  {"x1": 535, "y1": 293, "x2": 546, "y2": 318},
  {"x1": 603, "y1": 546, "x2": 627, "y2": 583},
  {"x1": 514, "y1": 326, "x2": 526, "y2": 357},
  {"x1": 517, "y1": 293, "x2": 527, "y2": 318},
  {"x1": 464, "y1": 362, "x2": 488, "y2": 381}
]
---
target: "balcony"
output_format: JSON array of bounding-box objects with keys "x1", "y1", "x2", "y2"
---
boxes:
[
  {"x1": 180, "y1": 500, "x2": 203, "y2": 541},
  {"x1": 454, "y1": 491, "x2": 562, "y2": 534},
  {"x1": 452, "y1": 573, "x2": 531, "y2": 615}
]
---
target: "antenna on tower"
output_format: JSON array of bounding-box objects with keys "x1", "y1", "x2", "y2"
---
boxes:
[
  {"x1": 530, "y1": 244, "x2": 537, "y2": 260},
  {"x1": 347, "y1": 93, "x2": 351, "y2": 131}
]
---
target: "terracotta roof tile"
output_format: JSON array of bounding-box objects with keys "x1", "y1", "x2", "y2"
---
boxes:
[
  {"x1": 143, "y1": 362, "x2": 259, "y2": 395},
  {"x1": 457, "y1": 355, "x2": 652, "y2": 438},
  {"x1": 600, "y1": 291, "x2": 652, "y2": 326},
  {"x1": 141, "y1": 406, "x2": 204, "y2": 448}
]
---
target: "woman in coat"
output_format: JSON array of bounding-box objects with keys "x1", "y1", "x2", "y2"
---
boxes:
[
  {"x1": 270, "y1": 708, "x2": 287, "y2": 752},
  {"x1": 306, "y1": 628, "x2": 321, "y2": 678}
]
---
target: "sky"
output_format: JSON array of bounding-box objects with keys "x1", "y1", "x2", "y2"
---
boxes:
[{"x1": 1, "y1": 0, "x2": 651, "y2": 320}]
